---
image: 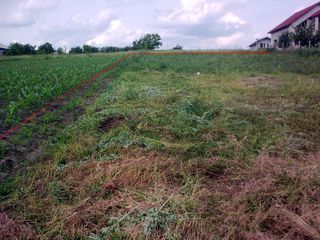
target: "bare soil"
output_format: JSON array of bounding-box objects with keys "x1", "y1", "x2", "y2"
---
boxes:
[{"x1": 99, "y1": 115, "x2": 126, "y2": 133}]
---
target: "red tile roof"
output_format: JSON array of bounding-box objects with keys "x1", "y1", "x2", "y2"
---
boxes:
[
  {"x1": 311, "y1": 9, "x2": 320, "y2": 17},
  {"x1": 269, "y1": 2, "x2": 320, "y2": 33}
]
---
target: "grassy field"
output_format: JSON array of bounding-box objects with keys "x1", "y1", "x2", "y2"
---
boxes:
[
  {"x1": 1, "y1": 52, "x2": 320, "y2": 239},
  {"x1": 0, "y1": 53, "x2": 124, "y2": 127}
]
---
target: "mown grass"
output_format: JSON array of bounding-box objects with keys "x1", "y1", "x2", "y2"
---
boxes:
[{"x1": 1, "y1": 52, "x2": 320, "y2": 239}]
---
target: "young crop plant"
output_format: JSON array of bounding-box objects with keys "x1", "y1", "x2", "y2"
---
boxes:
[{"x1": 0, "y1": 53, "x2": 125, "y2": 127}]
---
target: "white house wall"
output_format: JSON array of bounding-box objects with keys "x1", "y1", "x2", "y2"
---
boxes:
[
  {"x1": 271, "y1": 29, "x2": 289, "y2": 46},
  {"x1": 258, "y1": 39, "x2": 271, "y2": 48},
  {"x1": 250, "y1": 39, "x2": 271, "y2": 50}
]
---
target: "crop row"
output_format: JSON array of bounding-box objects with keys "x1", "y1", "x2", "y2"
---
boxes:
[{"x1": 0, "y1": 54, "x2": 124, "y2": 127}]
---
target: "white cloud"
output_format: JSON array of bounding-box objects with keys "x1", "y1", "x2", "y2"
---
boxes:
[
  {"x1": 219, "y1": 12, "x2": 246, "y2": 29},
  {"x1": 0, "y1": 0, "x2": 59, "y2": 27},
  {"x1": 214, "y1": 32, "x2": 245, "y2": 47},
  {"x1": 159, "y1": 0, "x2": 223, "y2": 25},
  {"x1": 0, "y1": 11, "x2": 35, "y2": 27},
  {"x1": 157, "y1": 0, "x2": 249, "y2": 49},
  {"x1": 22, "y1": 0, "x2": 58, "y2": 11},
  {"x1": 86, "y1": 20, "x2": 141, "y2": 46},
  {"x1": 38, "y1": 8, "x2": 114, "y2": 47}
]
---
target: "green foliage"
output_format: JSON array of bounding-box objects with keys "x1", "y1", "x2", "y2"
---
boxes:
[
  {"x1": 6, "y1": 42, "x2": 36, "y2": 55},
  {"x1": 83, "y1": 44, "x2": 99, "y2": 53},
  {"x1": 69, "y1": 46, "x2": 83, "y2": 54},
  {"x1": 89, "y1": 217, "x2": 128, "y2": 240},
  {"x1": 293, "y1": 24, "x2": 316, "y2": 47},
  {"x1": 0, "y1": 53, "x2": 124, "y2": 125},
  {"x1": 56, "y1": 47, "x2": 64, "y2": 54},
  {"x1": 133, "y1": 33, "x2": 162, "y2": 50},
  {"x1": 49, "y1": 181, "x2": 75, "y2": 204},
  {"x1": 170, "y1": 99, "x2": 222, "y2": 139},
  {"x1": 141, "y1": 208, "x2": 176, "y2": 236},
  {"x1": 37, "y1": 42, "x2": 55, "y2": 54},
  {"x1": 89, "y1": 208, "x2": 175, "y2": 239},
  {"x1": 0, "y1": 177, "x2": 18, "y2": 201},
  {"x1": 173, "y1": 44, "x2": 183, "y2": 50},
  {"x1": 294, "y1": 47, "x2": 320, "y2": 57},
  {"x1": 100, "y1": 46, "x2": 133, "y2": 53},
  {"x1": 123, "y1": 86, "x2": 139, "y2": 100},
  {"x1": 2, "y1": 52, "x2": 320, "y2": 239},
  {"x1": 278, "y1": 32, "x2": 294, "y2": 48}
]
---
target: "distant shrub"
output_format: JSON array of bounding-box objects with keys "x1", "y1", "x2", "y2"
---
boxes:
[
  {"x1": 173, "y1": 44, "x2": 183, "y2": 50},
  {"x1": 6, "y1": 43, "x2": 36, "y2": 55},
  {"x1": 278, "y1": 32, "x2": 294, "y2": 48},
  {"x1": 69, "y1": 46, "x2": 83, "y2": 54},
  {"x1": 83, "y1": 44, "x2": 99, "y2": 53},
  {"x1": 37, "y1": 42, "x2": 55, "y2": 54},
  {"x1": 101, "y1": 46, "x2": 123, "y2": 52},
  {"x1": 56, "y1": 47, "x2": 64, "y2": 54}
]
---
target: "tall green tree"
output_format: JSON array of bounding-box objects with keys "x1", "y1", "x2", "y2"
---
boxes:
[
  {"x1": 6, "y1": 43, "x2": 36, "y2": 55},
  {"x1": 173, "y1": 44, "x2": 183, "y2": 50},
  {"x1": 69, "y1": 46, "x2": 83, "y2": 54},
  {"x1": 278, "y1": 32, "x2": 294, "y2": 48},
  {"x1": 132, "y1": 33, "x2": 162, "y2": 50},
  {"x1": 83, "y1": 44, "x2": 99, "y2": 53},
  {"x1": 57, "y1": 47, "x2": 64, "y2": 54},
  {"x1": 38, "y1": 42, "x2": 55, "y2": 54},
  {"x1": 312, "y1": 30, "x2": 320, "y2": 47},
  {"x1": 293, "y1": 24, "x2": 315, "y2": 47},
  {"x1": 23, "y1": 44, "x2": 36, "y2": 54}
]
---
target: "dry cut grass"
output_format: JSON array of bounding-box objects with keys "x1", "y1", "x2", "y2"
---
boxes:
[{"x1": 2, "y1": 149, "x2": 319, "y2": 239}]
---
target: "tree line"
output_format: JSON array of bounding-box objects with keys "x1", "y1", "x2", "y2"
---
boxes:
[
  {"x1": 4, "y1": 33, "x2": 181, "y2": 56},
  {"x1": 278, "y1": 24, "x2": 320, "y2": 48}
]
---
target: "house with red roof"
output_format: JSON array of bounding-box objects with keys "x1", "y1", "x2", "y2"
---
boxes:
[
  {"x1": 269, "y1": 2, "x2": 320, "y2": 47},
  {"x1": 248, "y1": 37, "x2": 271, "y2": 50}
]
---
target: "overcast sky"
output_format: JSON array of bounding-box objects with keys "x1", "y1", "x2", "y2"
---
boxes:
[{"x1": 0, "y1": 0, "x2": 317, "y2": 50}]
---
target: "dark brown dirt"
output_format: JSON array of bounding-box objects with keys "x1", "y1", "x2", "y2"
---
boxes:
[{"x1": 99, "y1": 115, "x2": 126, "y2": 133}]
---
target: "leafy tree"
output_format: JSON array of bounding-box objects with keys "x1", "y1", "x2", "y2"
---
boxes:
[
  {"x1": 101, "y1": 46, "x2": 120, "y2": 52},
  {"x1": 132, "y1": 33, "x2": 162, "y2": 50},
  {"x1": 293, "y1": 24, "x2": 315, "y2": 47},
  {"x1": 38, "y1": 42, "x2": 55, "y2": 54},
  {"x1": 173, "y1": 44, "x2": 183, "y2": 50},
  {"x1": 23, "y1": 44, "x2": 36, "y2": 54},
  {"x1": 278, "y1": 32, "x2": 293, "y2": 48},
  {"x1": 100, "y1": 46, "x2": 134, "y2": 52},
  {"x1": 57, "y1": 47, "x2": 64, "y2": 54},
  {"x1": 6, "y1": 43, "x2": 36, "y2": 55},
  {"x1": 69, "y1": 46, "x2": 83, "y2": 54},
  {"x1": 83, "y1": 44, "x2": 99, "y2": 53},
  {"x1": 312, "y1": 30, "x2": 320, "y2": 47}
]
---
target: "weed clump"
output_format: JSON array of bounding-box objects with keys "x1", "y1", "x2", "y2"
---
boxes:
[
  {"x1": 171, "y1": 98, "x2": 222, "y2": 139},
  {"x1": 89, "y1": 208, "x2": 176, "y2": 239}
]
